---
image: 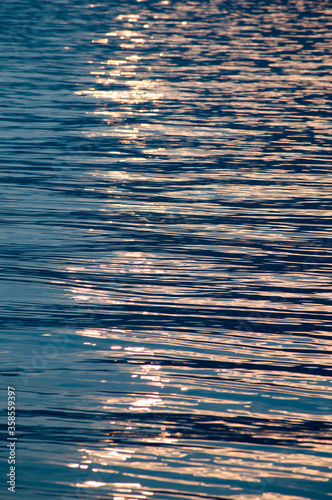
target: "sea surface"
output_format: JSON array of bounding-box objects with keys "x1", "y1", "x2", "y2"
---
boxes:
[{"x1": 1, "y1": 0, "x2": 332, "y2": 499}]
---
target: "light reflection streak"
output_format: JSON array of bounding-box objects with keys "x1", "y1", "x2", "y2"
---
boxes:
[{"x1": 60, "y1": 1, "x2": 332, "y2": 498}]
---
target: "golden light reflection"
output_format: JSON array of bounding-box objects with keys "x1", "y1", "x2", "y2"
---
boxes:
[
  {"x1": 61, "y1": 2, "x2": 332, "y2": 498},
  {"x1": 68, "y1": 440, "x2": 332, "y2": 496},
  {"x1": 76, "y1": 481, "x2": 106, "y2": 487}
]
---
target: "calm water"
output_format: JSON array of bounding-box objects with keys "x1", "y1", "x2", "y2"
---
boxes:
[{"x1": 1, "y1": 0, "x2": 332, "y2": 499}]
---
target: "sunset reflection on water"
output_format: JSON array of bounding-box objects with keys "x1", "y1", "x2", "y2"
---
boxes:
[
  {"x1": 60, "y1": 2, "x2": 332, "y2": 495},
  {"x1": 1, "y1": 0, "x2": 331, "y2": 498}
]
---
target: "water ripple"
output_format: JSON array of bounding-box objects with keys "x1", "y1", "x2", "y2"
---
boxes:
[{"x1": 0, "y1": 0, "x2": 332, "y2": 499}]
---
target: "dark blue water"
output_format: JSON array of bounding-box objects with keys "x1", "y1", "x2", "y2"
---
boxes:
[{"x1": 1, "y1": 0, "x2": 332, "y2": 499}]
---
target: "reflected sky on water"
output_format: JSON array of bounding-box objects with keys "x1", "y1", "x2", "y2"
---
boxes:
[{"x1": 0, "y1": 0, "x2": 332, "y2": 499}]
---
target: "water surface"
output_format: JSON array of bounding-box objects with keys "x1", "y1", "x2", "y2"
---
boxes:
[{"x1": 0, "y1": 0, "x2": 332, "y2": 499}]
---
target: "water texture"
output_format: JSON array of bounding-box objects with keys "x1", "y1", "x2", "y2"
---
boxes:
[{"x1": 0, "y1": 0, "x2": 332, "y2": 499}]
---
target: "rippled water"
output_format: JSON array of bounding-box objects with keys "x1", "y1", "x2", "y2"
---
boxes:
[{"x1": 1, "y1": 0, "x2": 332, "y2": 499}]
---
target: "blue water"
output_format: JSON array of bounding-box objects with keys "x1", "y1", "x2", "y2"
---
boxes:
[{"x1": 1, "y1": 0, "x2": 332, "y2": 499}]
